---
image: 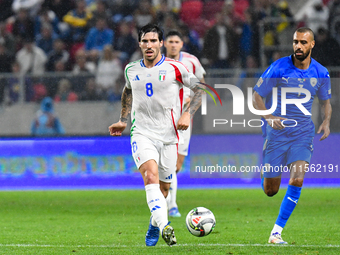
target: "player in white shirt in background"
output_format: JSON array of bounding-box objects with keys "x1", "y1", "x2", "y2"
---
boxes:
[
  {"x1": 109, "y1": 24, "x2": 205, "y2": 247},
  {"x1": 164, "y1": 30, "x2": 206, "y2": 217}
]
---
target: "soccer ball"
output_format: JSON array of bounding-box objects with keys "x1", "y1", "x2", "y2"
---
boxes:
[{"x1": 186, "y1": 207, "x2": 216, "y2": 237}]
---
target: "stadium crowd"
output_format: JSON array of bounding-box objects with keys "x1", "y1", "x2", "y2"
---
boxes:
[{"x1": 0, "y1": 0, "x2": 339, "y2": 104}]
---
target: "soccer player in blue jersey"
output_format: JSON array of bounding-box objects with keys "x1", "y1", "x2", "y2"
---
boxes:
[{"x1": 252, "y1": 27, "x2": 332, "y2": 244}]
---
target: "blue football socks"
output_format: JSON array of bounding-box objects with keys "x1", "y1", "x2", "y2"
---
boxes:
[{"x1": 275, "y1": 185, "x2": 301, "y2": 228}]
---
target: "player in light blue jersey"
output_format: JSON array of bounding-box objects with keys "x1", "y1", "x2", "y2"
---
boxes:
[{"x1": 252, "y1": 27, "x2": 332, "y2": 244}]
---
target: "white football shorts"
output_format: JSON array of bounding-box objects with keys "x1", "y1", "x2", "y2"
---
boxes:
[{"x1": 131, "y1": 134, "x2": 177, "y2": 183}]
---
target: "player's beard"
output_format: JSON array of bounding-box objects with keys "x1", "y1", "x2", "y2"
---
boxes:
[{"x1": 294, "y1": 49, "x2": 311, "y2": 61}]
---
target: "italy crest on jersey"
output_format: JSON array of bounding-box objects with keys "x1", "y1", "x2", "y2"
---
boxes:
[{"x1": 159, "y1": 70, "x2": 166, "y2": 82}]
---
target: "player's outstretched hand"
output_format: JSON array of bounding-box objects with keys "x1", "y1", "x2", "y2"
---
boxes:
[
  {"x1": 317, "y1": 122, "x2": 330, "y2": 141},
  {"x1": 109, "y1": 121, "x2": 127, "y2": 136},
  {"x1": 265, "y1": 115, "x2": 287, "y2": 130},
  {"x1": 177, "y1": 112, "x2": 190, "y2": 130}
]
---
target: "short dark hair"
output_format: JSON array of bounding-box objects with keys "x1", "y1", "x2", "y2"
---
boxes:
[
  {"x1": 295, "y1": 27, "x2": 314, "y2": 40},
  {"x1": 138, "y1": 24, "x2": 163, "y2": 42},
  {"x1": 165, "y1": 30, "x2": 183, "y2": 41}
]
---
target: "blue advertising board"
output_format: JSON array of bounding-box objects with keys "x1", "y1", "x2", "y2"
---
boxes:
[{"x1": 0, "y1": 134, "x2": 339, "y2": 190}]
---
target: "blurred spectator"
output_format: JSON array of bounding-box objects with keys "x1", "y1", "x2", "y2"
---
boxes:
[
  {"x1": 249, "y1": 0, "x2": 268, "y2": 66},
  {"x1": 85, "y1": 0, "x2": 96, "y2": 8},
  {"x1": 31, "y1": 96, "x2": 65, "y2": 136},
  {"x1": 0, "y1": 22, "x2": 16, "y2": 56},
  {"x1": 152, "y1": 0, "x2": 181, "y2": 13},
  {"x1": 54, "y1": 78, "x2": 78, "y2": 102},
  {"x1": 46, "y1": 39, "x2": 69, "y2": 71},
  {"x1": 110, "y1": 0, "x2": 139, "y2": 22},
  {"x1": 178, "y1": 24, "x2": 201, "y2": 57},
  {"x1": 62, "y1": 0, "x2": 93, "y2": 43},
  {"x1": 85, "y1": 17, "x2": 114, "y2": 61},
  {"x1": 180, "y1": 0, "x2": 203, "y2": 27},
  {"x1": 129, "y1": 47, "x2": 143, "y2": 62},
  {"x1": 43, "y1": 60, "x2": 66, "y2": 100},
  {"x1": 0, "y1": 40, "x2": 14, "y2": 73},
  {"x1": 0, "y1": 0, "x2": 14, "y2": 22},
  {"x1": 235, "y1": 55, "x2": 262, "y2": 92},
  {"x1": 32, "y1": 82, "x2": 48, "y2": 102},
  {"x1": 240, "y1": 8, "x2": 254, "y2": 68},
  {"x1": 6, "y1": 62, "x2": 34, "y2": 103},
  {"x1": 54, "y1": 60, "x2": 66, "y2": 72},
  {"x1": 72, "y1": 49, "x2": 96, "y2": 74},
  {"x1": 162, "y1": 12, "x2": 180, "y2": 37},
  {"x1": 96, "y1": 45, "x2": 122, "y2": 97},
  {"x1": 114, "y1": 21, "x2": 138, "y2": 64},
  {"x1": 233, "y1": 0, "x2": 250, "y2": 21},
  {"x1": 0, "y1": 78, "x2": 4, "y2": 103},
  {"x1": 134, "y1": 0, "x2": 156, "y2": 30},
  {"x1": 303, "y1": 0, "x2": 329, "y2": 33},
  {"x1": 313, "y1": 27, "x2": 340, "y2": 66},
  {"x1": 42, "y1": 0, "x2": 75, "y2": 21},
  {"x1": 222, "y1": 0, "x2": 243, "y2": 34},
  {"x1": 91, "y1": 0, "x2": 114, "y2": 29},
  {"x1": 328, "y1": 0, "x2": 340, "y2": 45},
  {"x1": 154, "y1": 0, "x2": 178, "y2": 27},
  {"x1": 12, "y1": 9, "x2": 35, "y2": 45},
  {"x1": 107, "y1": 76, "x2": 125, "y2": 102},
  {"x1": 16, "y1": 37, "x2": 47, "y2": 75},
  {"x1": 44, "y1": 55, "x2": 68, "y2": 98},
  {"x1": 202, "y1": 12, "x2": 238, "y2": 68},
  {"x1": 79, "y1": 77, "x2": 103, "y2": 101},
  {"x1": 34, "y1": 8, "x2": 60, "y2": 38},
  {"x1": 276, "y1": 0, "x2": 294, "y2": 32},
  {"x1": 270, "y1": 50, "x2": 282, "y2": 64},
  {"x1": 36, "y1": 23, "x2": 59, "y2": 55},
  {"x1": 154, "y1": 0, "x2": 168, "y2": 26},
  {"x1": 12, "y1": 0, "x2": 43, "y2": 17}
]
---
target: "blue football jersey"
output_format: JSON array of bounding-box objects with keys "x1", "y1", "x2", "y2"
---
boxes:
[{"x1": 254, "y1": 55, "x2": 331, "y2": 140}]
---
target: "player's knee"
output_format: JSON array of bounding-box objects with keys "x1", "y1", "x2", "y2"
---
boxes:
[
  {"x1": 143, "y1": 172, "x2": 158, "y2": 185},
  {"x1": 289, "y1": 178, "x2": 304, "y2": 187},
  {"x1": 264, "y1": 187, "x2": 279, "y2": 197}
]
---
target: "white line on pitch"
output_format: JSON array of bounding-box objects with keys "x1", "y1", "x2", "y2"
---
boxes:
[{"x1": 0, "y1": 243, "x2": 339, "y2": 248}]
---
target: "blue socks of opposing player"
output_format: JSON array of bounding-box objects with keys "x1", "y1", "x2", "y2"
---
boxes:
[
  {"x1": 261, "y1": 177, "x2": 264, "y2": 192},
  {"x1": 275, "y1": 185, "x2": 302, "y2": 229}
]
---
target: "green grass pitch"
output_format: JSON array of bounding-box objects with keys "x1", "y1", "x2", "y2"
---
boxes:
[{"x1": 1, "y1": 188, "x2": 339, "y2": 254}]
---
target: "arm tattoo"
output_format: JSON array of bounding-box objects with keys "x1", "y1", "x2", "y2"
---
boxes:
[
  {"x1": 119, "y1": 87, "x2": 132, "y2": 123},
  {"x1": 185, "y1": 83, "x2": 205, "y2": 115}
]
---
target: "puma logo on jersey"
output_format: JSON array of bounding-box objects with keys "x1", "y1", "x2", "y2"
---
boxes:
[
  {"x1": 133, "y1": 75, "x2": 140, "y2": 81},
  {"x1": 282, "y1": 77, "x2": 289, "y2": 83}
]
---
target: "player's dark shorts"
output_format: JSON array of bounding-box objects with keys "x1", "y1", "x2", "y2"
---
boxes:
[{"x1": 262, "y1": 137, "x2": 314, "y2": 178}]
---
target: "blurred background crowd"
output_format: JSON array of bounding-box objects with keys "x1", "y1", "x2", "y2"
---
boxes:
[{"x1": 0, "y1": 0, "x2": 339, "y2": 106}]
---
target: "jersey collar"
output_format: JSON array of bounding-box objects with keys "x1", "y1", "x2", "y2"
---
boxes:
[{"x1": 140, "y1": 55, "x2": 165, "y2": 68}]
